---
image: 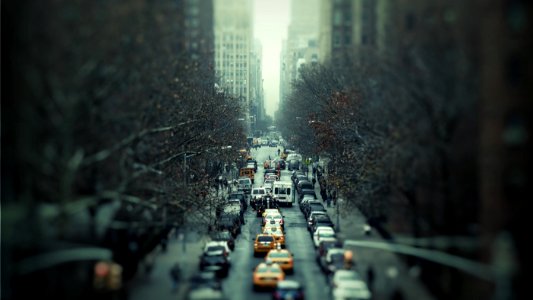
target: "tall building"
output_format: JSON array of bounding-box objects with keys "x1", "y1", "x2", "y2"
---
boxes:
[
  {"x1": 319, "y1": 0, "x2": 377, "y2": 64},
  {"x1": 279, "y1": 0, "x2": 320, "y2": 105},
  {"x1": 214, "y1": 0, "x2": 253, "y2": 129},
  {"x1": 250, "y1": 40, "x2": 265, "y2": 129},
  {"x1": 182, "y1": 0, "x2": 215, "y2": 85}
]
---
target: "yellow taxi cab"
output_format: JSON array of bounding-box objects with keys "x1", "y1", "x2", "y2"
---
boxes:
[
  {"x1": 262, "y1": 208, "x2": 281, "y2": 218},
  {"x1": 265, "y1": 249, "x2": 294, "y2": 274},
  {"x1": 239, "y1": 167, "x2": 255, "y2": 183},
  {"x1": 253, "y1": 234, "x2": 277, "y2": 257},
  {"x1": 262, "y1": 226, "x2": 285, "y2": 248},
  {"x1": 252, "y1": 260, "x2": 285, "y2": 290},
  {"x1": 262, "y1": 213, "x2": 285, "y2": 229}
]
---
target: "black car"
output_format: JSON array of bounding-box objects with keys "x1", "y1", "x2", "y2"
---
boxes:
[
  {"x1": 210, "y1": 230, "x2": 235, "y2": 251},
  {"x1": 215, "y1": 213, "x2": 241, "y2": 237},
  {"x1": 199, "y1": 251, "x2": 231, "y2": 277},
  {"x1": 304, "y1": 202, "x2": 326, "y2": 218},
  {"x1": 297, "y1": 181, "x2": 314, "y2": 194},
  {"x1": 298, "y1": 189, "x2": 317, "y2": 202},
  {"x1": 310, "y1": 215, "x2": 335, "y2": 233}
]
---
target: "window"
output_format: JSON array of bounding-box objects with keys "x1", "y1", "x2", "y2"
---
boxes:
[{"x1": 333, "y1": 10, "x2": 342, "y2": 26}]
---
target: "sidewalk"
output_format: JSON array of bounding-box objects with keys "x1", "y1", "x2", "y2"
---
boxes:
[{"x1": 312, "y1": 173, "x2": 435, "y2": 300}]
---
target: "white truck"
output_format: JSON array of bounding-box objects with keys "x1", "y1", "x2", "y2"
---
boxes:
[{"x1": 273, "y1": 181, "x2": 294, "y2": 207}]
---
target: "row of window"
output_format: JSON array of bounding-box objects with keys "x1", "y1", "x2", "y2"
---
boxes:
[{"x1": 217, "y1": 43, "x2": 248, "y2": 50}]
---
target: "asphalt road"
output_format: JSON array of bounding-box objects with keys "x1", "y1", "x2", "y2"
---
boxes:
[{"x1": 222, "y1": 146, "x2": 331, "y2": 300}]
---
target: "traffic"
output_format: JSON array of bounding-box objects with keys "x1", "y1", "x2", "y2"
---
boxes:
[{"x1": 186, "y1": 143, "x2": 372, "y2": 300}]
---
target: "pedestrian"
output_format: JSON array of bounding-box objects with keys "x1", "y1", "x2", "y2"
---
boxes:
[
  {"x1": 312, "y1": 177, "x2": 316, "y2": 187},
  {"x1": 239, "y1": 209, "x2": 245, "y2": 225},
  {"x1": 170, "y1": 262, "x2": 181, "y2": 292},
  {"x1": 277, "y1": 148, "x2": 281, "y2": 156},
  {"x1": 367, "y1": 266, "x2": 375, "y2": 292},
  {"x1": 326, "y1": 194, "x2": 331, "y2": 207}
]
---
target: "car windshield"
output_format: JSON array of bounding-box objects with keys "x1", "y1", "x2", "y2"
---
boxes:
[
  {"x1": 338, "y1": 272, "x2": 362, "y2": 281},
  {"x1": 206, "y1": 246, "x2": 225, "y2": 252},
  {"x1": 320, "y1": 232, "x2": 335, "y2": 238},
  {"x1": 258, "y1": 236, "x2": 274, "y2": 242},
  {"x1": 239, "y1": 179, "x2": 249, "y2": 184},
  {"x1": 268, "y1": 252, "x2": 290, "y2": 258}
]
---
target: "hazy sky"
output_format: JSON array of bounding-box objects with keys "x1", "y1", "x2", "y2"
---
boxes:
[{"x1": 253, "y1": 0, "x2": 290, "y2": 118}]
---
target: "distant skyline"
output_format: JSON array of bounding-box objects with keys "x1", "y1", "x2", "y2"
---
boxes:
[{"x1": 253, "y1": 0, "x2": 290, "y2": 118}]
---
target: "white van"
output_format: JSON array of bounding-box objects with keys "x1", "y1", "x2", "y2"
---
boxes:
[{"x1": 273, "y1": 181, "x2": 293, "y2": 207}]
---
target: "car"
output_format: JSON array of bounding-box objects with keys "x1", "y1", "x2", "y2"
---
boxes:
[
  {"x1": 254, "y1": 234, "x2": 277, "y2": 256},
  {"x1": 237, "y1": 177, "x2": 252, "y2": 194},
  {"x1": 310, "y1": 215, "x2": 335, "y2": 233},
  {"x1": 332, "y1": 280, "x2": 371, "y2": 300},
  {"x1": 251, "y1": 187, "x2": 266, "y2": 201},
  {"x1": 239, "y1": 168, "x2": 255, "y2": 184},
  {"x1": 297, "y1": 181, "x2": 314, "y2": 194},
  {"x1": 210, "y1": 230, "x2": 235, "y2": 251},
  {"x1": 300, "y1": 199, "x2": 322, "y2": 214},
  {"x1": 298, "y1": 190, "x2": 317, "y2": 203},
  {"x1": 299, "y1": 193, "x2": 317, "y2": 205},
  {"x1": 318, "y1": 248, "x2": 345, "y2": 274},
  {"x1": 293, "y1": 174, "x2": 308, "y2": 185},
  {"x1": 304, "y1": 202, "x2": 326, "y2": 218},
  {"x1": 330, "y1": 269, "x2": 364, "y2": 287},
  {"x1": 263, "y1": 226, "x2": 286, "y2": 248},
  {"x1": 253, "y1": 261, "x2": 285, "y2": 290},
  {"x1": 214, "y1": 213, "x2": 241, "y2": 238},
  {"x1": 203, "y1": 241, "x2": 231, "y2": 256},
  {"x1": 263, "y1": 213, "x2": 284, "y2": 229},
  {"x1": 313, "y1": 227, "x2": 336, "y2": 247},
  {"x1": 264, "y1": 178, "x2": 275, "y2": 192},
  {"x1": 316, "y1": 239, "x2": 343, "y2": 261},
  {"x1": 198, "y1": 249, "x2": 231, "y2": 277},
  {"x1": 264, "y1": 169, "x2": 280, "y2": 180},
  {"x1": 265, "y1": 249, "x2": 294, "y2": 274},
  {"x1": 251, "y1": 187, "x2": 267, "y2": 209},
  {"x1": 273, "y1": 280, "x2": 304, "y2": 300},
  {"x1": 287, "y1": 159, "x2": 300, "y2": 171},
  {"x1": 307, "y1": 211, "x2": 328, "y2": 231},
  {"x1": 227, "y1": 191, "x2": 247, "y2": 211}
]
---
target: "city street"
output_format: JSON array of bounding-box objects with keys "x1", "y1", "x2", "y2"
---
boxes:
[
  {"x1": 126, "y1": 146, "x2": 434, "y2": 299},
  {"x1": 222, "y1": 146, "x2": 330, "y2": 300}
]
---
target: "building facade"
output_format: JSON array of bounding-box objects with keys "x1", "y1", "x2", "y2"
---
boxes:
[
  {"x1": 279, "y1": 0, "x2": 320, "y2": 105},
  {"x1": 214, "y1": 0, "x2": 253, "y2": 127}
]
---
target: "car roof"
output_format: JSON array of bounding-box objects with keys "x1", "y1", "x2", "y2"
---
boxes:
[{"x1": 277, "y1": 280, "x2": 301, "y2": 289}]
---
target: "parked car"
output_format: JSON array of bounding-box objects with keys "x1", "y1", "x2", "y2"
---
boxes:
[
  {"x1": 297, "y1": 181, "x2": 314, "y2": 194},
  {"x1": 272, "y1": 280, "x2": 304, "y2": 300},
  {"x1": 313, "y1": 227, "x2": 336, "y2": 247},
  {"x1": 237, "y1": 177, "x2": 252, "y2": 194},
  {"x1": 307, "y1": 211, "x2": 328, "y2": 231},
  {"x1": 199, "y1": 249, "x2": 231, "y2": 277},
  {"x1": 310, "y1": 215, "x2": 335, "y2": 233},
  {"x1": 210, "y1": 230, "x2": 235, "y2": 251},
  {"x1": 318, "y1": 248, "x2": 345, "y2": 275}
]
